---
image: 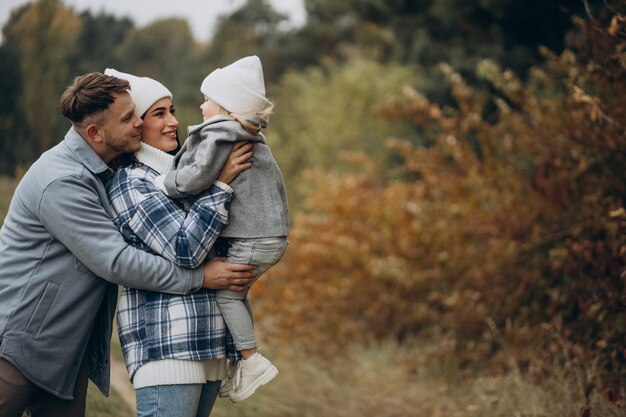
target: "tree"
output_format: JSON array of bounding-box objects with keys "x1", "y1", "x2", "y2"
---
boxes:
[
  {"x1": 0, "y1": 43, "x2": 27, "y2": 175},
  {"x1": 296, "y1": 0, "x2": 586, "y2": 102},
  {"x1": 115, "y1": 18, "x2": 201, "y2": 130},
  {"x1": 269, "y1": 57, "x2": 419, "y2": 209},
  {"x1": 4, "y1": 0, "x2": 82, "y2": 157},
  {"x1": 72, "y1": 11, "x2": 134, "y2": 74},
  {"x1": 203, "y1": 0, "x2": 297, "y2": 83}
]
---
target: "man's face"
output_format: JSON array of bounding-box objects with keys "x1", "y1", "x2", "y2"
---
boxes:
[{"x1": 97, "y1": 92, "x2": 143, "y2": 161}]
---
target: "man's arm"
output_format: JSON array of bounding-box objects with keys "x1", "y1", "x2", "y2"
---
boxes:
[{"x1": 38, "y1": 175, "x2": 201, "y2": 294}]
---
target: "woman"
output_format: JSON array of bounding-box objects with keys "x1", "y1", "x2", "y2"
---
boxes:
[{"x1": 104, "y1": 68, "x2": 253, "y2": 417}]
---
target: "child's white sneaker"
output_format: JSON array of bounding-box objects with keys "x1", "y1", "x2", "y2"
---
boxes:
[
  {"x1": 219, "y1": 361, "x2": 236, "y2": 398},
  {"x1": 229, "y1": 352, "x2": 278, "y2": 403}
]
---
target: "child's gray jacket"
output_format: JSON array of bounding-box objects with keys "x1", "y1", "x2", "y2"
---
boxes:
[{"x1": 162, "y1": 116, "x2": 289, "y2": 238}]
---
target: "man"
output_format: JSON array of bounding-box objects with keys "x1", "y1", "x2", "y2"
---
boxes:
[{"x1": 0, "y1": 73, "x2": 256, "y2": 417}]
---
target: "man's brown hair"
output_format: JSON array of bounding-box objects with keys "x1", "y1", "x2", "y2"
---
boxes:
[{"x1": 59, "y1": 73, "x2": 130, "y2": 124}]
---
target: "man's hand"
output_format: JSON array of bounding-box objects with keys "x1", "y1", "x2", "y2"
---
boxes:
[{"x1": 202, "y1": 257, "x2": 256, "y2": 291}]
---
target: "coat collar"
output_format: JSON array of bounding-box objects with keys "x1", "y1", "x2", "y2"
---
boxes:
[
  {"x1": 64, "y1": 127, "x2": 114, "y2": 177},
  {"x1": 187, "y1": 115, "x2": 266, "y2": 144}
]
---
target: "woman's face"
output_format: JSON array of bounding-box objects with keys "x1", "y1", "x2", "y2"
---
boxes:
[
  {"x1": 200, "y1": 96, "x2": 226, "y2": 121},
  {"x1": 141, "y1": 97, "x2": 179, "y2": 152}
]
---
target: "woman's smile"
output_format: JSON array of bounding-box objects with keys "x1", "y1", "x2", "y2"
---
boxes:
[{"x1": 141, "y1": 97, "x2": 179, "y2": 152}]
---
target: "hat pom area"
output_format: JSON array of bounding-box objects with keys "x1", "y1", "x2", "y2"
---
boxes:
[
  {"x1": 200, "y1": 56, "x2": 272, "y2": 114},
  {"x1": 104, "y1": 68, "x2": 172, "y2": 117}
]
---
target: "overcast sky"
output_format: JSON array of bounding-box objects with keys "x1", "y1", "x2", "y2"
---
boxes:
[{"x1": 0, "y1": 0, "x2": 306, "y2": 42}]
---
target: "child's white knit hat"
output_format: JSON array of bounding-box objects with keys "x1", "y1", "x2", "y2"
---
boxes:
[
  {"x1": 104, "y1": 68, "x2": 172, "y2": 117},
  {"x1": 200, "y1": 56, "x2": 271, "y2": 114}
]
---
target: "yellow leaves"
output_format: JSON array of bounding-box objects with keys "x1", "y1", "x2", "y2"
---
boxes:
[
  {"x1": 477, "y1": 59, "x2": 523, "y2": 104},
  {"x1": 571, "y1": 85, "x2": 612, "y2": 124},
  {"x1": 443, "y1": 291, "x2": 460, "y2": 308},
  {"x1": 369, "y1": 255, "x2": 411, "y2": 286},
  {"x1": 608, "y1": 15, "x2": 626, "y2": 38},
  {"x1": 548, "y1": 248, "x2": 568, "y2": 270},
  {"x1": 609, "y1": 207, "x2": 626, "y2": 218}
]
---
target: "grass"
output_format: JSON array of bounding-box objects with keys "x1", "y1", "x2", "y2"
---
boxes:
[
  {"x1": 87, "y1": 383, "x2": 133, "y2": 417},
  {"x1": 86, "y1": 333, "x2": 133, "y2": 417},
  {"x1": 54, "y1": 314, "x2": 626, "y2": 417},
  {"x1": 207, "y1": 339, "x2": 625, "y2": 417},
  {"x1": 78, "y1": 344, "x2": 626, "y2": 417}
]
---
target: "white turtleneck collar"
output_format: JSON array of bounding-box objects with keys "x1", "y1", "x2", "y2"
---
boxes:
[{"x1": 134, "y1": 142, "x2": 175, "y2": 174}]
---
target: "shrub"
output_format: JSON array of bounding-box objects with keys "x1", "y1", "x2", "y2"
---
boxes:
[{"x1": 254, "y1": 3, "x2": 626, "y2": 388}]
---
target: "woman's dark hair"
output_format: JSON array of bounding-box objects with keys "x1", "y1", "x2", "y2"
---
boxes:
[{"x1": 59, "y1": 73, "x2": 130, "y2": 124}]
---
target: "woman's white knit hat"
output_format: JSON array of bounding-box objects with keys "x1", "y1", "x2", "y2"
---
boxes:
[
  {"x1": 200, "y1": 56, "x2": 271, "y2": 114},
  {"x1": 104, "y1": 68, "x2": 172, "y2": 117}
]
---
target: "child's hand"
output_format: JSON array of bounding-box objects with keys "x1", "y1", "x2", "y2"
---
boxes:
[{"x1": 217, "y1": 141, "x2": 254, "y2": 184}]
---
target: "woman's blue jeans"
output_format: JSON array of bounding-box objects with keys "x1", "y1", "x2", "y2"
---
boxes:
[{"x1": 135, "y1": 381, "x2": 220, "y2": 417}]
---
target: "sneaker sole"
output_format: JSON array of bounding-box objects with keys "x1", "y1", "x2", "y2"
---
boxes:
[
  {"x1": 219, "y1": 380, "x2": 233, "y2": 398},
  {"x1": 229, "y1": 365, "x2": 279, "y2": 403}
]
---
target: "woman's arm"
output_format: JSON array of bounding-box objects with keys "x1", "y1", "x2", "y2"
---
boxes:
[{"x1": 109, "y1": 167, "x2": 232, "y2": 268}]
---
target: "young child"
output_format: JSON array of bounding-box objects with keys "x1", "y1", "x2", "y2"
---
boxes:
[{"x1": 155, "y1": 55, "x2": 289, "y2": 403}]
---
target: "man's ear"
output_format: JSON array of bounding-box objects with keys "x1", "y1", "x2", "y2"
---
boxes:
[{"x1": 85, "y1": 123, "x2": 103, "y2": 144}]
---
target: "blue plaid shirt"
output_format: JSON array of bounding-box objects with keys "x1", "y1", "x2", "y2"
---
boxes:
[{"x1": 107, "y1": 162, "x2": 240, "y2": 380}]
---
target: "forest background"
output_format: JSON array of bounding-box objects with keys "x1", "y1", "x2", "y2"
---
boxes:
[{"x1": 0, "y1": 0, "x2": 625, "y2": 416}]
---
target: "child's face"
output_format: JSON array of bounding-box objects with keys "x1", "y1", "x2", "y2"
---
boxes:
[{"x1": 200, "y1": 96, "x2": 225, "y2": 121}]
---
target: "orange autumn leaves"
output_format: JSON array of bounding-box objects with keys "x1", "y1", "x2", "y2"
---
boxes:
[{"x1": 253, "y1": 11, "x2": 626, "y2": 379}]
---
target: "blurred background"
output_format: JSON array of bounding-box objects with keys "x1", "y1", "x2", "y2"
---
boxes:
[{"x1": 1, "y1": 0, "x2": 625, "y2": 416}]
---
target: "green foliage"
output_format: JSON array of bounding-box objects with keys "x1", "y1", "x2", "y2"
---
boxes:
[
  {"x1": 0, "y1": 44, "x2": 27, "y2": 175},
  {"x1": 72, "y1": 12, "x2": 134, "y2": 74},
  {"x1": 116, "y1": 18, "x2": 195, "y2": 83},
  {"x1": 0, "y1": 0, "x2": 587, "y2": 175},
  {"x1": 5, "y1": 0, "x2": 81, "y2": 157},
  {"x1": 203, "y1": 0, "x2": 311, "y2": 84},
  {"x1": 269, "y1": 57, "x2": 418, "y2": 208},
  {"x1": 302, "y1": 0, "x2": 584, "y2": 70},
  {"x1": 207, "y1": 0, "x2": 287, "y2": 65},
  {"x1": 114, "y1": 18, "x2": 203, "y2": 130}
]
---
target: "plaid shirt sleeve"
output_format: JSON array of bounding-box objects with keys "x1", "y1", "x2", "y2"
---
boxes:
[{"x1": 109, "y1": 165, "x2": 232, "y2": 268}]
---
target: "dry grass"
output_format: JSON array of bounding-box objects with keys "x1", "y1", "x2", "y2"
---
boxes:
[
  {"x1": 86, "y1": 382, "x2": 133, "y2": 417},
  {"x1": 211, "y1": 339, "x2": 625, "y2": 417}
]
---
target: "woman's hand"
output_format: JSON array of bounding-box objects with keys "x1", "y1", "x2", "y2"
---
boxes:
[
  {"x1": 217, "y1": 141, "x2": 254, "y2": 184},
  {"x1": 202, "y1": 257, "x2": 256, "y2": 291}
]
